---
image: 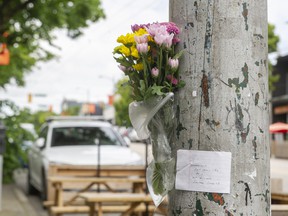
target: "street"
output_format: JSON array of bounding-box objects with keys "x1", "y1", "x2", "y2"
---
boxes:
[{"x1": 13, "y1": 169, "x2": 48, "y2": 216}]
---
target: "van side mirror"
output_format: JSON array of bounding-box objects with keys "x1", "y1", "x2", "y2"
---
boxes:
[{"x1": 35, "y1": 137, "x2": 45, "y2": 148}]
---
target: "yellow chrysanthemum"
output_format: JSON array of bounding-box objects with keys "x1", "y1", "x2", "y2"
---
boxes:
[
  {"x1": 133, "y1": 63, "x2": 144, "y2": 71},
  {"x1": 131, "y1": 46, "x2": 139, "y2": 59},
  {"x1": 117, "y1": 33, "x2": 135, "y2": 45},
  {"x1": 113, "y1": 45, "x2": 122, "y2": 54},
  {"x1": 135, "y1": 28, "x2": 147, "y2": 36},
  {"x1": 119, "y1": 45, "x2": 130, "y2": 56}
]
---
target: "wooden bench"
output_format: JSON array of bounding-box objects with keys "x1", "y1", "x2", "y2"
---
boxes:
[
  {"x1": 79, "y1": 192, "x2": 167, "y2": 216},
  {"x1": 272, "y1": 204, "x2": 288, "y2": 216},
  {"x1": 46, "y1": 176, "x2": 147, "y2": 216},
  {"x1": 272, "y1": 193, "x2": 288, "y2": 204},
  {"x1": 50, "y1": 204, "x2": 159, "y2": 215},
  {"x1": 47, "y1": 164, "x2": 146, "y2": 202}
]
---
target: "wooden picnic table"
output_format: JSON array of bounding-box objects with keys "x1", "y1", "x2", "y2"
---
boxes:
[
  {"x1": 46, "y1": 176, "x2": 147, "y2": 216},
  {"x1": 79, "y1": 192, "x2": 167, "y2": 216},
  {"x1": 47, "y1": 164, "x2": 146, "y2": 201}
]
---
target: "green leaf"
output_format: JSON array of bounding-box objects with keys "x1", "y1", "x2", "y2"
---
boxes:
[
  {"x1": 173, "y1": 49, "x2": 186, "y2": 59},
  {"x1": 151, "y1": 85, "x2": 165, "y2": 96},
  {"x1": 143, "y1": 87, "x2": 153, "y2": 100},
  {"x1": 113, "y1": 57, "x2": 131, "y2": 68},
  {"x1": 152, "y1": 163, "x2": 165, "y2": 195},
  {"x1": 177, "y1": 80, "x2": 186, "y2": 88},
  {"x1": 139, "y1": 80, "x2": 146, "y2": 95}
]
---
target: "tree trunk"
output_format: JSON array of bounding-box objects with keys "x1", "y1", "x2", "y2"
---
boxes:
[{"x1": 169, "y1": 0, "x2": 270, "y2": 215}]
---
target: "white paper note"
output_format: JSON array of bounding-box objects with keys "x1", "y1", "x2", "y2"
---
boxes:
[{"x1": 175, "y1": 150, "x2": 232, "y2": 193}]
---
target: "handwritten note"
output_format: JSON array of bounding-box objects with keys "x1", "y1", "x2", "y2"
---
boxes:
[{"x1": 175, "y1": 150, "x2": 232, "y2": 193}]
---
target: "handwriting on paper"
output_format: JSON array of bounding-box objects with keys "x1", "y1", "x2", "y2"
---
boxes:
[{"x1": 175, "y1": 150, "x2": 232, "y2": 193}]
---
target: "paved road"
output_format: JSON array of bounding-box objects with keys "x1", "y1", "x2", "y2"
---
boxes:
[{"x1": 13, "y1": 169, "x2": 48, "y2": 216}]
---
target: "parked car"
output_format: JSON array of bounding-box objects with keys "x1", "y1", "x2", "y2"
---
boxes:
[
  {"x1": 20, "y1": 123, "x2": 37, "y2": 151},
  {"x1": 27, "y1": 116, "x2": 144, "y2": 200}
]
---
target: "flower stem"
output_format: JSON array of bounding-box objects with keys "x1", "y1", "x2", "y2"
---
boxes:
[
  {"x1": 142, "y1": 57, "x2": 148, "y2": 89},
  {"x1": 158, "y1": 47, "x2": 163, "y2": 86}
]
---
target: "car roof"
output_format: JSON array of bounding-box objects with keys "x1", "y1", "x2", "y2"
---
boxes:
[
  {"x1": 44, "y1": 116, "x2": 112, "y2": 128},
  {"x1": 48, "y1": 120, "x2": 112, "y2": 128}
]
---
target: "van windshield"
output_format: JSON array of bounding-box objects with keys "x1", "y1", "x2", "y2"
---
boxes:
[{"x1": 51, "y1": 127, "x2": 122, "y2": 147}]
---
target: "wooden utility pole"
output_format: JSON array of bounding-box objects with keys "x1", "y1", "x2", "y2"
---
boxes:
[{"x1": 169, "y1": 0, "x2": 270, "y2": 215}]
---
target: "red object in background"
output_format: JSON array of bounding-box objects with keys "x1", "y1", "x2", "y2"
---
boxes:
[
  {"x1": 0, "y1": 43, "x2": 9, "y2": 65},
  {"x1": 108, "y1": 95, "x2": 114, "y2": 105},
  {"x1": 269, "y1": 122, "x2": 288, "y2": 134}
]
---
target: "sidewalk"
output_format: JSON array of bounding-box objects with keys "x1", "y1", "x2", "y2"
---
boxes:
[{"x1": 0, "y1": 184, "x2": 38, "y2": 216}]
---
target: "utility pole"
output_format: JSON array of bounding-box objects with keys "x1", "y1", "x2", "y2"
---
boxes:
[{"x1": 169, "y1": 0, "x2": 270, "y2": 215}]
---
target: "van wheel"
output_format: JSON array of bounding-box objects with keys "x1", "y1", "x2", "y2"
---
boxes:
[
  {"x1": 27, "y1": 168, "x2": 38, "y2": 195},
  {"x1": 41, "y1": 170, "x2": 47, "y2": 202}
]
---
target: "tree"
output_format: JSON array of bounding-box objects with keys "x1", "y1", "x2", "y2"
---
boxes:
[
  {"x1": 61, "y1": 106, "x2": 81, "y2": 116},
  {"x1": 113, "y1": 78, "x2": 133, "y2": 127},
  {"x1": 0, "y1": 0, "x2": 105, "y2": 87},
  {"x1": 169, "y1": 1, "x2": 269, "y2": 215},
  {"x1": 268, "y1": 23, "x2": 279, "y2": 53},
  {"x1": 28, "y1": 109, "x2": 56, "y2": 134},
  {"x1": 0, "y1": 100, "x2": 56, "y2": 183},
  {"x1": 0, "y1": 101, "x2": 34, "y2": 182},
  {"x1": 268, "y1": 23, "x2": 280, "y2": 91}
]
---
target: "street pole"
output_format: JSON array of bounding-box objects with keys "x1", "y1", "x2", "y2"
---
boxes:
[{"x1": 169, "y1": 0, "x2": 270, "y2": 215}]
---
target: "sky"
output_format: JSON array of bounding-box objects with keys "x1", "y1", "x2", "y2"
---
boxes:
[{"x1": 0, "y1": 0, "x2": 287, "y2": 113}]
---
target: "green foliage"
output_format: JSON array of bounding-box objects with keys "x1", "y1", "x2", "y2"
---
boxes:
[
  {"x1": 28, "y1": 110, "x2": 57, "y2": 134},
  {"x1": 113, "y1": 78, "x2": 133, "y2": 127},
  {"x1": 268, "y1": 23, "x2": 280, "y2": 91},
  {"x1": 0, "y1": 100, "x2": 56, "y2": 183},
  {"x1": 269, "y1": 62, "x2": 280, "y2": 92},
  {"x1": 0, "y1": 101, "x2": 34, "y2": 183},
  {"x1": 0, "y1": 0, "x2": 105, "y2": 87},
  {"x1": 152, "y1": 162, "x2": 164, "y2": 195},
  {"x1": 62, "y1": 106, "x2": 81, "y2": 117},
  {"x1": 268, "y1": 23, "x2": 280, "y2": 53}
]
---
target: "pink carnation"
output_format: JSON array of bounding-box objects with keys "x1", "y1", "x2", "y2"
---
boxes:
[
  {"x1": 172, "y1": 37, "x2": 180, "y2": 44},
  {"x1": 166, "y1": 74, "x2": 178, "y2": 85},
  {"x1": 161, "y1": 22, "x2": 180, "y2": 35}
]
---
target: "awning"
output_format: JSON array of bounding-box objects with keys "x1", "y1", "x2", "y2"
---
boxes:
[{"x1": 269, "y1": 122, "x2": 288, "y2": 133}]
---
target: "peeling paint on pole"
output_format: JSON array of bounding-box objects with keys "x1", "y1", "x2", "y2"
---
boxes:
[
  {"x1": 242, "y1": 3, "x2": 249, "y2": 31},
  {"x1": 169, "y1": 0, "x2": 269, "y2": 215}
]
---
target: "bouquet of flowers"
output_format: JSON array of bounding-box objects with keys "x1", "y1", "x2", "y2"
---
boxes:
[
  {"x1": 113, "y1": 22, "x2": 185, "y2": 101},
  {"x1": 113, "y1": 22, "x2": 185, "y2": 207}
]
